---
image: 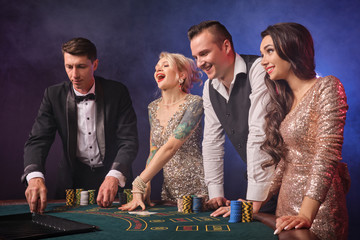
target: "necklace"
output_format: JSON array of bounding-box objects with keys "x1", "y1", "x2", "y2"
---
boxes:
[{"x1": 161, "y1": 95, "x2": 187, "y2": 106}]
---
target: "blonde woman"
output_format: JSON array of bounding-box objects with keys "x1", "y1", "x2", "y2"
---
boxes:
[{"x1": 119, "y1": 52, "x2": 207, "y2": 211}]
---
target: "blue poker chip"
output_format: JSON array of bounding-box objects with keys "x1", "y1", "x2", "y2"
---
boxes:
[{"x1": 229, "y1": 200, "x2": 242, "y2": 223}]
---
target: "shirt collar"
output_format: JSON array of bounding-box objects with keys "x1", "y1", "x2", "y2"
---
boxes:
[{"x1": 211, "y1": 53, "x2": 247, "y2": 89}]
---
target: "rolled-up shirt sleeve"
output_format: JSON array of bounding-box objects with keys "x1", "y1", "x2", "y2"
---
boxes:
[
  {"x1": 246, "y1": 58, "x2": 274, "y2": 201},
  {"x1": 202, "y1": 80, "x2": 226, "y2": 199}
]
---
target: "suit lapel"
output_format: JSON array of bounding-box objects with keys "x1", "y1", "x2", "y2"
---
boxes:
[
  {"x1": 66, "y1": 84, "x2": 77, "y2": 164},
  {"x1": 95, "y1": 78, "x2": 106, "y2": 161}
]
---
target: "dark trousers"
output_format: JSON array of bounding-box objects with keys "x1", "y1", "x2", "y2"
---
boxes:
[
  {"x1": 54, "y1": 160, "x2": 108, "y2": 199},
  {"x1": 55, "y1": 159, "x2": 132, "y2": 199}
]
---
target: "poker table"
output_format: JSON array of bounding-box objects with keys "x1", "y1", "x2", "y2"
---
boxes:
[{"x1": 0, "y1": 200, "x2": 319, "y2": 240}]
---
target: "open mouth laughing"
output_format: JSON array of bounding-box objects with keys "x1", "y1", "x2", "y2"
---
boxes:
[{"x1": 156, "y1": 73, "x2": 165, "y2": 82}]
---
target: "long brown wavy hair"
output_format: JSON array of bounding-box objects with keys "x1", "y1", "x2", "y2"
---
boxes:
[{"x1": 260, "y1": 23, "x2": 316, "y2": 168}]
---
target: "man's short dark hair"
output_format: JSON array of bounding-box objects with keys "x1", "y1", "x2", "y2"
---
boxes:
[
  {"x1": 187, "y1": 20, "x2": 234, "y2": 52},
  {"x1": 61, "y1": 37, "x2": 97, "y2": 62}
]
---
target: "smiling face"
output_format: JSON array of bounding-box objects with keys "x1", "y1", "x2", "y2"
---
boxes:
[
  {"x1": 190, "y1": 29, "x2": 231, "y2": 81},
  {"x1": 260, "y1": 35, "x2": 292, "y2": 81},
  {"x1": 154, "y1": 57, "x2": 181, "y2": 91},
  {"x1": 64, "y1": 53, "x2": 98, "y2": 94}
]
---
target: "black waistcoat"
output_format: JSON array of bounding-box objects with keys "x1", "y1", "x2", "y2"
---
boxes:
[{"x1": 209, "y1": 54, "x2": 259, "y2": 162}]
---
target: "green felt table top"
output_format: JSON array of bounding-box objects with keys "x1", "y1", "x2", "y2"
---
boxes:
[{"x1": 0, "y1": 203, "x2": 278, "y2": 240}]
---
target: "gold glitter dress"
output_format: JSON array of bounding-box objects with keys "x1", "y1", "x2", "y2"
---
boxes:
[
  {"x1": 148, "y1": 94, "x2": 208, "y2": 201},
  {"x1": 269, "y1": 76, "x2": 350, "y2": 240}
]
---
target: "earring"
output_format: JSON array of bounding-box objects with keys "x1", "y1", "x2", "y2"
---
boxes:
[{"x1": 179, "y1": 78, "x2": 185, "y2": 91}]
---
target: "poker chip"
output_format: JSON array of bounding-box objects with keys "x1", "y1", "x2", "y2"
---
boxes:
[
  {"x1": 192, "y1": 197, "x2": 202, "y2": 213},
  {"x1": 118, "y1": 192, "x2": 127, "y2": 205},
  {"x1": 65, "y1": 189, "x2": 75, "y2": 206},
  {"x1": 88, "y1": 190, "x2": 96, "y2": 204},
  {"x1": 241, "y1": 201, "x2": 253, "y2": 222},
  {"x1": 177, "y1": 198, "x2": 184, "y2": 212},
  {"x1": 229, "y1": 200, "x2": 242, "y2": 223},
  {"x1": 182, "y1": 195, "x2": 193, "y2": 213},
  {"x1": 80, "y1": 191, "x2": 89, "y2": 206},
  {"x1": 123, "y1": 189, "x2": 133, "y2": 202},
  {"x1": 75, "y1": 189, "x2": 83, "y2": 205}
]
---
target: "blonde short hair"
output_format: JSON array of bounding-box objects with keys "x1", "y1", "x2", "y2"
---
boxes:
[{"x1": 159, "y1": 52, "x2": 202, "y2": 93}]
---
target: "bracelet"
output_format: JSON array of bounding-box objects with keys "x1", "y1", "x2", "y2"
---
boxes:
[
  {"x1": 131, "y1": 190, "x2": 144, "y2": 194},
  {"x1": 132, "y1": 176, "x2": 147, "y2": 194}
]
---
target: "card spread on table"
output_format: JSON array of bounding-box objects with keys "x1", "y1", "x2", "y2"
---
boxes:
[{"x1": 128, "y1": 211, "x2": 158, "y2": 215}]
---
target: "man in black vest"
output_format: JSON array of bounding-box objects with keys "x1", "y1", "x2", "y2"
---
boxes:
[
  {"x1": 22, "y1": 38, "x2": 138, "y2": 213},
  {"x1": 188, "y1": 21, "x2": 275, "y2": 216}
]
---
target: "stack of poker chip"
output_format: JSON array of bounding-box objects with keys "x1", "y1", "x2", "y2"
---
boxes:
[
  {"x1": 229, "y1": 200, "x2": 242, "y2": 223},
  {"x1": 65, "y1": 189, "x2": 75, "y2": 206},
  {"x1": 182, "y1": 195, "x2": 193, "y2": 213},
  {"x1": 241, "y1": 201, "x2": 253, "y2": 222},
  {"x1": 80, "y1": 190, "x2": 89, "y2": 206},
  {"x1": 88, "y1": 190, "x2": 96, "y2": 204},
  {"x1": 192, "y1": 196, "x2": 202, "y2": 213},
  {"x1": 75, "y1": 188, "x2": 83, "y2": 205},
  {"x1": 118, "y1": 192, "x2": 127, "y2": 205},
  {"x1": 177, "y1": 198, "x2": 184, "y2": 212},
  {"x1": 123, "y1": 189, "x2": 133, "y2": 202}
]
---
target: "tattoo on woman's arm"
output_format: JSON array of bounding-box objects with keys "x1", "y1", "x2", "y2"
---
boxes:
[
  {"x1": 146, "y1": 142, "x2": 158, "y2": 166},
  {"x1": 173, "y1": 100, "x2": 203, "y2": 140}
]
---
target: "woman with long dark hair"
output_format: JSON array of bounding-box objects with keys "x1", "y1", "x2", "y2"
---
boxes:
[{"x1": 260, "y1": 22, "x2": 350, "y2": 240}]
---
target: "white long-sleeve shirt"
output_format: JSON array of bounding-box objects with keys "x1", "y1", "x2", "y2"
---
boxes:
[{"x1": 202, "y1": 54, "x2": 274, "y2": 201}]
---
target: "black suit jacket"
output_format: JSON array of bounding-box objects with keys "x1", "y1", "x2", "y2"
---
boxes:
[{"x1": 22, "y1": 76, "x2": 138, "y2": 194}]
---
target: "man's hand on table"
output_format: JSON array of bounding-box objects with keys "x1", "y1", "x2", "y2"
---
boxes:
[
  {"x1": 206, "y1": 197, "x2": 229, "y2": 210},
  {"x1": 25, "y1": 177, "x2": 47, "y2": 214},
  {"x1": 209, "y1": 198, "x2": 262, "y2": 217},
  {"x1": 97, "y1": 176, "x2": 119, "y2": 208}
]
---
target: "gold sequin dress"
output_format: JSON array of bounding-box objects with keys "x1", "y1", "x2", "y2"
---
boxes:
[
  {"x1": 148, "y1": 94, "x2": 208, "y2": 201},
  {"x1": 269, "y1": 76, "x2": 350, "y2": 240}
]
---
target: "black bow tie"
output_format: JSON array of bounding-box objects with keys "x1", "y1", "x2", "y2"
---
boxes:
[{"x1": 75, "y1": 93, "x2": 96, "y2": 103}]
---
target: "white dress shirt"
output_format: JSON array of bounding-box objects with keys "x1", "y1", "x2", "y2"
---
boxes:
[
  {"x1": 202, "y1": 54, "x2": 274, "y2": 201},
  {"x1": 27, "y1": 82, "x2": 125, "y2": 187}
]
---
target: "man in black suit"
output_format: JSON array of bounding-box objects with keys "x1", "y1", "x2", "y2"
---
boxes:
[{"x1": 22, "y1": 38, "x2": 138, "y2": 213}]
